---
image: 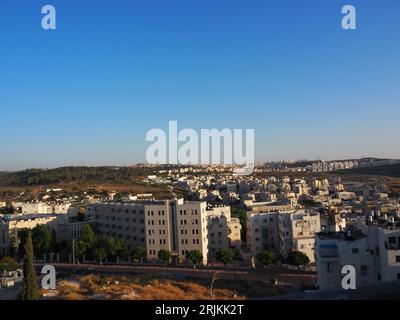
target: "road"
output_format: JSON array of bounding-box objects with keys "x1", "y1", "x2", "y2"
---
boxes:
[{"x1": 0, "y1": 284, "x2": 21, "y2": 300}]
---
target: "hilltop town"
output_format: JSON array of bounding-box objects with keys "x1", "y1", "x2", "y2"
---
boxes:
[{"x1": 1, "y1": 159, "x2": 400, "y2": 298}]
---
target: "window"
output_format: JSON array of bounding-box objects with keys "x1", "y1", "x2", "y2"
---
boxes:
[
  {"x1": 352, "y1": 248, "x2": 359, "y2": 254},
  {"x1": 389, "y1": 237, "x2": 396, "y2": 244},
  {"x1": 396, "y1": 256, "x2": 400, "y2": 263},
  {"x1": 360, "y1": 265, "x2": 367, "y2": 272}
]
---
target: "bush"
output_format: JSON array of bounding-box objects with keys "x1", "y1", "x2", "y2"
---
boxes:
[
  {"x1": 215, "y1": 249, "x2": 235, "y2": 266},
  {"x1": 287, "y1": 251, "x2": 310, "y2": 266},
  {"x1": 256, "y1": 251, "x2": 277, "y2": 266},
  {"x1": 0, "y1": 256, "x2": 18, "y2": 272},
  {"x1": 158, "y1": 249, "x2": 172, "y2": 263}
]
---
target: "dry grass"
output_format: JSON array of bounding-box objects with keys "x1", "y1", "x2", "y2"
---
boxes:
[{"x1": 45, "y1": 274, "x2": 246, "y2": 300}]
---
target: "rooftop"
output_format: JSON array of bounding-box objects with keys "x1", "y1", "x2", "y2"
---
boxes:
[{"x1": 317, "y1": 229, "x2": 366, "y2": 241}]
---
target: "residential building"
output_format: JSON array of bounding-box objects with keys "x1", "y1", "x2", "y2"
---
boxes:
[{"x1": 316, "y1": 214, "x2": 400, "y2": 291}]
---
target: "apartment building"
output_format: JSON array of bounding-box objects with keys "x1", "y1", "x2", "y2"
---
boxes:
[
  {"x1": 87, "y1": 202, "x2": 147, "y2": 253},
  {"x1": 316, "y1": 214, "x2": 400, "y2": 291},
  {"x1": 174, "y1": 200, "x2": 208, "y2": 265},
  {"x1": 21, "y1": 202, "x2": 71, "y2": 214},
  {"x1": 279, "y1": 211, "x2": 320, "y2": 262},
  {"x1": 0, "y1": 214, "x2": 58, "y2": 255},
  {"x1": 87, "y1": 199, "x2": 210, "y2": 265},
  {"x1": 206, "y1": 205, "x2": 242, "y2": 260},
  {"x1": 247, "y1": 209, "x2": 320, "y2": 263},
  {"x1": 247, "y1": 212, "x2": 280, "y2": 253},
  {"x1": 52, "y1": 206, "x2": 89, "y2": 242}
]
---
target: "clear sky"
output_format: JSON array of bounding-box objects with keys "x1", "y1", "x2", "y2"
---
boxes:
[{"x1": 1, "y1": 0, "x2": 399, "y2": 170}]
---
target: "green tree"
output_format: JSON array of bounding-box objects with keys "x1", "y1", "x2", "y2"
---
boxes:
[
  {"x1": 130, "y1": 246, "x2": 146, "y2": 263},
  {"x1": 187, "y1": 250, "x2": 203, "y2": 268},
  {"x1": 31, "y1": 224, "x2": 52, "y2": 256},
  {"x1": 50, "y1": 229, "x2": 57, "y2": 252},
  {"x1": 215, "y1": 248, "x2": 235, "y2": 266},
  {"x1": 0, "y1": 256, "x2": 18, "y2": 273},
  {"x1": 94, "y1": 248, "x2": 107, "y2": 266},
  {"x1": 113, "y1": 238, "x2": 126, "y2": 258},
  {"x1": 21, "y1": 232, "x2": 38, "y2": 300},
  {"x1": 256, "y1": 251, "x2": 277, "y2": 267},
  {"x1": 73, "y1": 240, "x2": 87, "y2": 263},
  {"x1": 287, "y1": 251, "x2": 310, "y2": 266},
  {"x1": 17, "y1": 229, "x2": 29, "y2": 259},
  {"x1": 80, "y1": 224, "x2": 97, "y2": 249},
  {"x1": 158, "y1": 249, "x2": 172, "y2": 264},
  {"x1": 8, "y1": 232, "x2": 20, "y2": 258},
  {"x1": 93, "y1": 236, "x2": 125, "y2": 261}
]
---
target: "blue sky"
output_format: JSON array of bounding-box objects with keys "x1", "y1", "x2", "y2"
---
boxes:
[{"x1": 0, "y1": 0, "x2": 399, "y2": 170}]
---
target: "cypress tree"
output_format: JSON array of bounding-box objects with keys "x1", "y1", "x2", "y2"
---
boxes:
[{"x1": 21, "y1": 232, "x2": 39, "y2": 300}]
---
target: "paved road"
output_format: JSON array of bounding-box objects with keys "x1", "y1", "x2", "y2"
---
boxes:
[{"x1": 0, "y1": 285, "x2": 21, "y2": 300}]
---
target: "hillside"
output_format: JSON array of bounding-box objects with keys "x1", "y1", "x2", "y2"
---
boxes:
[
  {"x1": 0, "y1": 166, "x2": 156, "y2": 187},
  {"x1": 338, "y1": 163, "x2": 400, "y2": 178}
]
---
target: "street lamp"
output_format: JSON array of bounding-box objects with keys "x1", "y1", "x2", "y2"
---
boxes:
[{"x1": 210, "y1": 270, "x2": 220, "y2": 300}]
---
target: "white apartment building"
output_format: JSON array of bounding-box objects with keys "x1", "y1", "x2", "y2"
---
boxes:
[
  {"x1": 316, "y1": 214, "x2": 400, "y2": 291},
  {"x1": 88, "y1": 202, "x2": 148, "y2": 255},
  {"x1": 247, "y1": 209, "x2": 320, "y2": 262},
  {"x1": 0, "y1": 214, "x2": 59, "y2": 255},
  {"x1": 21, "y1": 202, "x2": 71, "y2": 214},
  {"x1": 174, "y1": 200, "x2": 208, "y2": 265},
  {"x1": 87, "y1": 199, "x2": 211, "y2": 265},
  {"x1": 278, "y1": 211, "x2": 320, "y2": 262},
  {"x1": 206, "y1": 205, "x2": 242, "y2": 260}
]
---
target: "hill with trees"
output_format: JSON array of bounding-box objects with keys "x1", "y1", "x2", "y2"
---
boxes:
[{"x1": 0, "y1": 166, "x2": 156, "y2": 187}]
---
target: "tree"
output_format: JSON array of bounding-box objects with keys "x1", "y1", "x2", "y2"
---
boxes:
[
  {"x1": 187, "y1": 250, "x2": 203, "y2": 268},
  {"x1": 16, "y1": 229, "x2": 29, "y2": 259},
  {"x1": 287, "y1": 251, "x2": 310, "y2": 266},
  {"x1": 130, "y1": 246, "x2": 146, "y2": 263},
  {"x1": 50, "y1": 229, "x2": 57, "y2": 253},
  {"x1": 80, "y1": 224, "x2": 97, "y2": 248},
  {"x1": 94, "y1": 248, "x2": 107, "y2": 266},
  {"x1": 0, "y1": 256, "x2": 18, "y2": 273},
  {"x1": 113, "y1": 238, "x2": 126, "y2": 258},
  {"x1": 31, "y1": 224, "x2": 52, "y2": 256},
  {"x1": 93, "y1": 236, "x2": 125, "y2": 261},
  {"x1": 8, "y1": 232, "x2": 20, "y2": 258},
  {"x1": 215, "y1": 249, "x2": 235, "y2": 266},
  {"x1": 256, "y1": 251, "x2": 277, "y2": 267},
  {"x1": 158, "y1": 249, "x2": 172, "y2": 264},
  {"x1": 73, "y1": 240, "x2": 87, "y2": 263},
  {"x1": 21, "y1": 232, "x2": 39, "y2": 300}
]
